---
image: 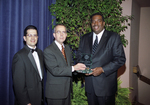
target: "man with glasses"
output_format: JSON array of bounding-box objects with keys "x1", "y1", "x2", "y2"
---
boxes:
[
  {"x1": 12, "y1": 25, "x2": 44, "y2": 105},
  {"x1": 44, "y1": 24, "x2": 86, "y2": 105}
]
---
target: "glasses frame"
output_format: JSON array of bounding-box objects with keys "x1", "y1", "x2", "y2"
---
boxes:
[
  {"x1": 26, "y1": 34, "x2": 38, "y2": 37},
  {"x1": 55, "y1": 31, "x2": 67, "y2": 35}
]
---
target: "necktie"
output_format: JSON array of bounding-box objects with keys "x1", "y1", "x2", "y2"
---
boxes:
[
  {"x1": 61, "y1": 45, "x2": 67, "y2": 62},
  {"x1": 92, "y1": 36, "x2": 98, "y2": 55}
]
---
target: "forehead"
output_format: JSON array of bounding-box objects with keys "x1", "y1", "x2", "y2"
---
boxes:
[
  {"x1": 92, "y1": 15, "x2": 102, "y2": 20},
  {"x1": 27, "y1": 29, "x2": 37, "y2": 33},
  {"x1": 55, "y1": 25, "x2": 66, "y2": 31}
]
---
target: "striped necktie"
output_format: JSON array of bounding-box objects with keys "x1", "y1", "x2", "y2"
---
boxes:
[{"x1": 92, "y1": 35, "x2": 98, "y2": 55}]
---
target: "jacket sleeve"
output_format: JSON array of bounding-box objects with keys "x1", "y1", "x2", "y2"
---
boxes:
[
  {"x1": 12, "y1": 53, "x2": 30, "y2": 105},
  {"x1": 102, "y1": 34, "x2": 126, "y2": 76}
]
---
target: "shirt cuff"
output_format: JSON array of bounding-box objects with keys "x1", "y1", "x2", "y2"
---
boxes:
[{"x1": 72, "y1": 66, "x2": 74, "y2": 72}]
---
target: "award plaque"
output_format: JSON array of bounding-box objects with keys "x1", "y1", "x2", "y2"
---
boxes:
[{"x1": 77, "y1": 53, "x2": 92, "y2": 74}]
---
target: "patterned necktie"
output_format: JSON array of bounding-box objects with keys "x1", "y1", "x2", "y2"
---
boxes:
[
  {"x1": 92, "y1": 35, "x2": 98, "y2": 55},
  {"x1": 61, "y1": 45, "x2": 67, "y2": 62}
]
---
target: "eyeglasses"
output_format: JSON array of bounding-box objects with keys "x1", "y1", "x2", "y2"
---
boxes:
[
  {"x1": 55, "y1": 31, "x2": 67, "y2": 35},
  {"x1": 26, "y1": 34, "x2": 38, "y2": 37}
]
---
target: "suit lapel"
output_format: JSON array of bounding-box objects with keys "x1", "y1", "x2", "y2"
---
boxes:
[
  {"x1": 64, "y1": 45, "x2": 70, "y2": 65},
  {"x1": 24, "y1": 45, "x2": 42, "y2": 80},
  {"x1": 88, "y1": 33, "x2": 93, "y2": 54},
  {"x1": 52, "y1": 42, "x2": 67, "y2": 64},
  {"x1": 28, "y1": 51, "x2": 39, "y2": 74}
]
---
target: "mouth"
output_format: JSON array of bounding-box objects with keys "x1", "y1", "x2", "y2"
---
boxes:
[
  {"x1": 31, "y1": 40, "x2": 36, "y2": 43},
  {"x1": 93, "y1": 26, "x2": 99, "y2": 30},
  {"x1": 60, "y1": 37, "x2": 64, "y2": 39}
]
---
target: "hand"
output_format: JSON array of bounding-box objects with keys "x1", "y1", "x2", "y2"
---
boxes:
[
  {"x1": 27, "y1": 103, "x2": 31, "y2": 105},
  {"x1": 73, "y1": 63, "x2": 86, "y2": 71},
  {"x1": 86, "y1": 67, "x2": 104, "y2": 76}
]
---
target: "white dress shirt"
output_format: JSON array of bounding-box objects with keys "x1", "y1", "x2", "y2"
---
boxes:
[
  {"x1": 93, "y1": 29, "x2": 105, "y2": 45},
  {"x1": 27, "y1": 45, "x2": 42, "y2": 80}
]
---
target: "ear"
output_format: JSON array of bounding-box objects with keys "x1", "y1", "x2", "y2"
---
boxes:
[
  {"x1": 53, "y1": 33, "x2": 56, "y2": 38},
  {"x1": 23, "y1": 36, "x2": 26, "y2": 42},
  {"x1": 103, "y1": 21, "x2": 105, "y2": 26}
]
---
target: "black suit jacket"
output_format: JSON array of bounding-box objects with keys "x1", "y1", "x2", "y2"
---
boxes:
[
  {"x1": 44, "y1": 42, "x2": 73, "y2": 99},
  {"x1": 12, "y1": 45, "x2": 44, "y2": 105},
  {"x1": 77, "y1": 30, "x2": 126, "y2": 96}
]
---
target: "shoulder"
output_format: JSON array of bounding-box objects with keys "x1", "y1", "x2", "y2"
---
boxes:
[
  {"x1": 14, "y1": 47, "x2": 27, "y2": 56},
  {"x1": 12, "y1": 48, "x2": 25, "y2": 63},
  {"x1": 65, "y1": 44, "x2": 71, "y2": 50},
  {"x1": 44, "y1": 45, "x2": 53, "y2": 52},
  {"x1": 82, "y1": 32, "x2": 92, "y2": 37},
  {"x1": 105, "y1": 30, "x2": 120, "y2": 39},
  {"x1": 44, "y1": 42, "x2": 57, "y2": 54},
  {"x1": 80, "y1": 32, "x2": 93, "y2": 40}
]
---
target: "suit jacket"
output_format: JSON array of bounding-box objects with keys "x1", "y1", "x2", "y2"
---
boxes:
[
  {"x1": 12, "y1": 45, "x2": 44, "y2": 105},
  {"x1": 43, "y1": 41, "x2": 73, "y2": 99},
  {"x1": 77, "y1": 30, "x2": 126, "y2": 96}
]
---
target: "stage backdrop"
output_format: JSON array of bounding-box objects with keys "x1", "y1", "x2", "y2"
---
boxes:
[{"x1": 0, "y1": 0, "x2": 55, "y2": 104}]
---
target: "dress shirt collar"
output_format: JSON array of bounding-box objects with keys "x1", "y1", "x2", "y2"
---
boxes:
[
  {"x1": 27, "y1": 44, "x2": 37, "y2": 50},
  {"x1": 93, "y1": 29, "x2": 105, "y2": 44},
  {"x1": 54, "y1": 40, "x2": 65, "y2": 51}
]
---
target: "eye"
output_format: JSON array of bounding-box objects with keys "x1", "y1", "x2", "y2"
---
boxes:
[
  {"x1": 28, "y1": 34, "x2": 32, "y2": 37},
  {"x1": 33, "y1": 34, "x2": 37, "y2": 37},
  {"x1": 62, "y1": 31, "x2": 66, "y2": 34},
  {"x1": 92, "y1": 20, "x2": 95, "y2": 23},
  {"x1": 57, "y1": 31, "x2": 61, "y2": 34}
]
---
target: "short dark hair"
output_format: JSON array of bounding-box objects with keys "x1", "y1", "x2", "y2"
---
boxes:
[
  {"x1": 24, "y1": 25, "x2": 38, "y2": 36},
  {"x1": 90, "y1": 12, "x2": 105, "y2": 22}
]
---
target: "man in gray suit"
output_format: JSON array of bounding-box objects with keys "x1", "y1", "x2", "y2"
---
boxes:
[
  {"x1": 12, "y1": 25, "x2": 44, "y2": 105},
  {"x1": 44, "y1": 24, "x2": 86, "y2": 105}
]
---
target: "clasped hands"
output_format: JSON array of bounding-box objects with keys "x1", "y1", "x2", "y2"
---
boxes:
[{"x1": 74, "y1": 63, "x2": 104, "y2": 76}]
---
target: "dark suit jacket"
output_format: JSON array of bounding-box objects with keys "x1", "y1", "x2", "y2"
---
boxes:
[
  {"x1": 12, "y1": 45, "x2": 44, "y2": 105},
  {"x1": 77, "y1": 30, "x2": 126, "y2": 96},
  {"x1": 43, "y1": 41, "x2": 73, "y2": 99}
]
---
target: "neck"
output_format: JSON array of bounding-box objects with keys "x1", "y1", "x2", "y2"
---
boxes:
[{"x1": 26, "y1": 44, "x2": 36, "y2": 49}]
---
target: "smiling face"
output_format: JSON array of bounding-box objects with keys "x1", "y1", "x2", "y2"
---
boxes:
[
  {"x1": 91, "y1": 15, "x2": 105, "y2": 34},
  {"x1": 23, "y1": 29, "x2": 38, "y2": 48},
  {"x1": 53, "y1": 25, "x2": 67, "y2": 45}
]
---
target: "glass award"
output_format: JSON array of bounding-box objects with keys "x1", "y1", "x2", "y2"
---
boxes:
[{"x1": 77, "y1": 53, "x2": 92, "y2": 74}]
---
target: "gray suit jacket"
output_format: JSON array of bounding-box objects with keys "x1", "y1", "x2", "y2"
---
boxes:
[
  {"x1": 44, "y1": 41, "x2": 73, "y2": 99},
  {"x1": 12, "y1": 45, "x2": 44, "y2": 105},
  {"x1": 77, "y1": 30, "x2": 126, "y2": 96}
]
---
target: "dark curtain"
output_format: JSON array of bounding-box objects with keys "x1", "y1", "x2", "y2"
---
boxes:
[{"x1": 0, "y1": 0, "x2": 55, "y2": 104}]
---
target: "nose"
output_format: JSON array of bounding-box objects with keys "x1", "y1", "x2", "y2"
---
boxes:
[
  {"x1": 60, "y1": 32, "x2": 63, "y2": 36},
  {"x1": 94, "y1": 21, "x2": 98, "y2": 25}
]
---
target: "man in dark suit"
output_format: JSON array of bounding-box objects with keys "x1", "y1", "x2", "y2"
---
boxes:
[
  {"x1": 43, "y1": 24, "x2": 86, "y2": 105},
  {"x1": 77, "y1": 13, "x2": 126, "y2": 105},
  {"x1": 12, "y1": 25, "x2": 44, "y2": 105}
]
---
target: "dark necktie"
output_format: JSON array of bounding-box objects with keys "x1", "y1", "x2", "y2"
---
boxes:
[
  {"x1": 31, "y1": 48, "x2": 37, "y2": 53},
  {"x1": 61, "y1": 45, "x2": 67, "y2": 62},
  {"x1": 92, "y1": 36, "x2": 98, "y2": 55}
]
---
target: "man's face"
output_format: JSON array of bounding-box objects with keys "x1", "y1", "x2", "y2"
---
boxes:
[
  {"x1": 23, "y1": 29, "x2": 38, "y2": 48},
  {"x1": 53, "y1": 25, "x2": 67, "y2": 45},
  {"x1": 91, "y1": 15, "x2": 105, "y2": 34}
]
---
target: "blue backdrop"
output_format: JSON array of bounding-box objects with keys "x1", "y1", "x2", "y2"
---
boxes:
[{"x1": 0, "y1": 0, "x2": 55, "y2": 104}]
